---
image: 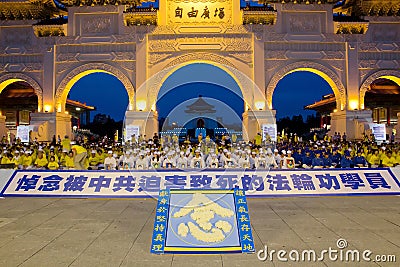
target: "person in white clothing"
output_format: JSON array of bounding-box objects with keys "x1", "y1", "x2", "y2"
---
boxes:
[
  {"x1": 122, "y1": 151, "x2": 135, "y2": 169},
  {"x1": 273, "y1": 149, "x2": 283, "y2": 167},
  {"x1": 151, "y1": 153, "x2": 162, "y2": 169},
  {"x1": 224, "y1": 152, "x2": 237, "y2": 168},
  {"x1": 207, "y1": 153, "x2": 219, "y2": 168},
  {"x1": 281, "y1": 150, "x2": 295, "y2": 169},
  {"x1": 176, "y1": 152, "x2": 188, "y2": 169},
  {"x1": 104, "y1": 151, "x2": 117, "y2": 170},
  {"x1": 136, "y1": 153, "x2": 149, "y2": 169},
  {"x1": 190, "y1": 150, "x2": 205, "y2": 168},
  {"x1": 265, "y1": 149, "x2": 278, "y2": 169},
  {"x1": 238, "y1": 153, "x2": 250, "y2": 168},
  {"x1": 162, "y1": 152, "x2": 176, "y2": 168}
]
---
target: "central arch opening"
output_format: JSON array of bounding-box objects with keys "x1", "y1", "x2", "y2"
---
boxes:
[{"x1": 157, "y1": 63, "x2": 244, "y2": 142}]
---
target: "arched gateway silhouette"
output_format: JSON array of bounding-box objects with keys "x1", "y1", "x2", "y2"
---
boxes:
[{"x1": 0, "y1": 1, "x2": 399, "y2": 141}]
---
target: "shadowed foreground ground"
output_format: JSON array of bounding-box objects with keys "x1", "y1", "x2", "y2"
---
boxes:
[{"x1": 0, "y1": 196, "x2": 399, "y2": 267}]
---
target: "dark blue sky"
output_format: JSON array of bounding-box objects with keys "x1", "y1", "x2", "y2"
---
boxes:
[{"x1": 69, "y1": 67, "x2": 332, "y2": 122}]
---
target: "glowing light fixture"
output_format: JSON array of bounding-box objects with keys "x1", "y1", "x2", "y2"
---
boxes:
[
  {"x1": 44, "y1": 105, "x2": 52, "y2": 113},
  {"x1": 255, "y1": 101, "x2": 265, "y2": 111},
  {"x1": 349, "y1": 99, "x2": 359, "y2": 110},
  {"x1": 137, "y1": 100, "x2": 146, "y2": 111}
]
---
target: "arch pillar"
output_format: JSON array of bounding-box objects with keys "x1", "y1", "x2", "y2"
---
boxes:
[
  {"x1": 0, "y1": 114, "x2": 6, "y2": 138},
  {"x1": 396, "y1": 112, "x2": 400, "y2": 142},
  {"x1": 330, "y1": 110, "x2": 373, "y2": 140},
  {"x1": 125, "y1": 111, "x2": 158, "y2": 139},
  {"x1": 30, "y1": 112, "x2": 71, "y2": 142},
  {"x1": 242, "y1": 110, "x2": 276, "y2": 142}
]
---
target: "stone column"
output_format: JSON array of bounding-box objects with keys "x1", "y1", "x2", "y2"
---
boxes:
[
  {"x1": 125, "y1": 111, "x2": 159, "y2": 138},
  {"x1": 0, "y1": 115, "x2": 6, "y2": 138},
  {"x1": 242, "y1": 110, "x2": 276, "y2": 142},
  {"x1": 395, "y1": 112, "x2": 400, "y2": 142},
  {"x1": 30, "y1": 112, "x2": 71, "y2": 142},
  {"x1": 330, "y1": 110, "x2": 373, "y2": 140}
]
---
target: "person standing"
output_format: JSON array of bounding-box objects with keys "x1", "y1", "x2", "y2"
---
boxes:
[
  {"x1": 71, "y1": 143, "x2": 87, "y2": 169},
  {"x1": 61, "y1": 135, "x2": 71, "y2": 152}
]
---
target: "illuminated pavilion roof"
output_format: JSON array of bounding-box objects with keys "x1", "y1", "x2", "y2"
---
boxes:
[
  {"x1": 0, "y1": 0, "x2": 62, "y2": 20},
  {"x1": 0, "y1": 0, "x2": 151, "y2": 20},
  {"x1": 255, "y1": 0, "x2": 400, "y2": 16},
  {"x1": 185, "y1": 96, "x2": 216, "y2": 115}
]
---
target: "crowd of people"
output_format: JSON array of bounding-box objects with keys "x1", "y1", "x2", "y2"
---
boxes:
[{"x1": 0, "y1": 132, "x2": 399, "y2": 170}]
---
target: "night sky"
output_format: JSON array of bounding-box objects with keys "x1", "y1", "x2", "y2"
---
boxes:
[{"x1": 68, "y1": 64, "x2": 332, "y2": 122}]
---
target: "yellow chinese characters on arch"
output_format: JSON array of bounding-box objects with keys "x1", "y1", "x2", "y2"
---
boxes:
[{"x1": 166, "y1": 0, "x2": 233, "y2": 25}]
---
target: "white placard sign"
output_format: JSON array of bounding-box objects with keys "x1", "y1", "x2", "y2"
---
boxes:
[
  {"x1": 262, "y1": 124, "x2": 277, "y2": 142},
  {"x1": 370, "y1": 123, "x2": 386, "y2": 141},
  {"x1": 125, "y1": 125, "x2": 140, "y2": 142},
  {"x1": 16, "y1": 125, "x2": 30, "y2": 143}
]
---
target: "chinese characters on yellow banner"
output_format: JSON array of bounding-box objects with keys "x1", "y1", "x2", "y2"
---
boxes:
[{"x1": 168, "y1": 0, "x2": 231, "y2": 24}]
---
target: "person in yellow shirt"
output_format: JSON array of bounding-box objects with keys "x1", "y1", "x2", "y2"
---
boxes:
[
  {"x1": 382, "y1": 151, "x2": 398, "y2": 167},
  {"x1": 61, "y1": 135, "x2": 71, "y2": 152},
  {"x1": 48, "y1": 150, "x2": 59, "y2": 164},
  {"x1": 71, "y1": 144, "x2": 87, "y2": 169},
  {"x1": 198, "y1": 133, "x2": 203, "y2": 144},
  {"x1": 34, "y1": 150, "x2": 48, "y2": 169},
  {"x1": 1, "y1": 151, "x2": 10, "y2": 164},
  {"x1": 1, "y1": 153, "x2": 12, "y2": 165},
  {"x1": 47, "y1": 156, "x2": 59, "y2": 170},
  {"x1": 59, "y1": 149, "x2": 68, "y2": 167},
  {"x1": 22, "y1": 150, "x2": 33, "y2": 169},
  {"x1": 11, "y1": 150, "x2": 22, "y2": 169},
  {"x1": 254, "y1": 133, "x2": 262, "y2": 147},
  {"x1": 368, "y1": 150, "x2": 381, "y2": 167},
  {"x1": 88, "y1": 150, "x2": 100, "y2": 169},
  {"x1": 65, "y1": 151, "x2": 75, "y2": 169},
  {"x1": 97, "y1": 149, "x2": 106, "y2": 163},
  {"x1": 379, "y1": 147, "x2": 388, "y2": 161}
]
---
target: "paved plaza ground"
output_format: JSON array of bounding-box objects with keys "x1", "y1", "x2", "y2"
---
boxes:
[{"x1": 0, "y1": 196, "x2": 399, "y2": 267}]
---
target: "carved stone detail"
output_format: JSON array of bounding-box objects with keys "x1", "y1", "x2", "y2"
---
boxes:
[
  {"x1": 289, "y1": 14, "x2": 319, "y2": 33},
  {"x1": 118, "y1": 61, "x2": 136, "y2": 72},
  {"x1": 359, "y1": 69, "x2": 400, "y2": 109},
  {"x1": 265, "y1": 50, "x2": 287, "y2": 59},
  {"x1": 228, "y1": 52, "x2": 252, "y2": 66},
  {"x1": 265, "y1": 60, "x2": 284, "y2": 71},
  {"x1": 148, "y1": 34, "x2": 252, "y2": 53},
  {"x1": 328, "y1": 60, "x2": 345, "y2": 72},
  {"x1": 82, "y1": 16, "x2": 112, "y2": 34},
  {"x1": 148, "y1": 53, "x2": 173, "y2": 66},
  {"x1": 164, "y1": 52, "x2": 236, "y2": 69},
  {"x1": 56, "y1": 63, "x2": 135, "y2": 108},
  {"x1": 56, "y1": 62, "x2": 77, "y2": 75},
  {"x1": 323, "y1": 51, "x2": 345, "y2": 60},
  {"x1": 24, "y1": 63, "x2": 43, "y2": 72},
  {"x1": 265, "y1": 61, "x2": 346, "y2": 110},
  {"x1": 359, "y1": 60, "x2": 379, "y2": 69},
  {"x1": 57, "y1": 53, "x2": 78, "y2": 62},
  {"x1": 0, "y1": 73, "x2": 43, "y2": 111}
]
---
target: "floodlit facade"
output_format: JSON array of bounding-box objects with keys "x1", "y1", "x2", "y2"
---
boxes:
[{"x1": 0, "y1": 0, "x2": 399, "y2": 141}]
